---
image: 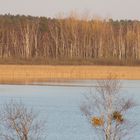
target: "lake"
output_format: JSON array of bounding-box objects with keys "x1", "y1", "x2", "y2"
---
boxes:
[{"x1": 0, "y1": 80, "x2": 140, "y2": 140}]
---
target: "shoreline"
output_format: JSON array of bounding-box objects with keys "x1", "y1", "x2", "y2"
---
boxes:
[{"x1": 0, "y1": 65, "x2": 140, "y2": 84}]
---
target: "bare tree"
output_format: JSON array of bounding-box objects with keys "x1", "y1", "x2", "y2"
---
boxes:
[
  {"x1": 80, "y1": 75, "x2": 136, "y2": 140},
  {"x1": 0, "y1": 100, "x2": 46, "y2": 140}
]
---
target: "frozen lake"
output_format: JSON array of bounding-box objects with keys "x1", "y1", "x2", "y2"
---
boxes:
[{"x1": 0, "y1": 80, "x2": 140, "y2": 140}]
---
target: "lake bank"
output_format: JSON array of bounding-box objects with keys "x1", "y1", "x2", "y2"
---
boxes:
[{"x1": 0, "y1": 65, "x2": 140, "y2": 84}]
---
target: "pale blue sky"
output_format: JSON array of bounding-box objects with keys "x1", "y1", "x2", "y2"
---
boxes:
[{"x1": 0, "y1": 0, "x2": 140, "y2": 20}]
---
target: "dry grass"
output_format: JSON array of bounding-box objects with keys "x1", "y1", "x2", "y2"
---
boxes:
[{"x1": 0, "y1": 65, "x2": 140, "y2": 84}]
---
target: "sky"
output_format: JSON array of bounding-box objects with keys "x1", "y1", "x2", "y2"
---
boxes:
[{"x1": 0, "y1": 0, "x2": 140, "y2": 20}]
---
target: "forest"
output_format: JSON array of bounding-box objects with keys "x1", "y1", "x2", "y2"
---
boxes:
[{"x1": 0, "y1": 14, "x2": 140, "y2": 65}]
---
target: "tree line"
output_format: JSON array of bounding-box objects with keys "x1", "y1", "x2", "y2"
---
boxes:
[{"x1": 0, "y1": 14, "x2": 140, "y2": 65}]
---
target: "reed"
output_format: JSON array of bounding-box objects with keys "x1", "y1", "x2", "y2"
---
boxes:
[{"x1": 0, "y1": 65, "x2": 140, "y2": 84}]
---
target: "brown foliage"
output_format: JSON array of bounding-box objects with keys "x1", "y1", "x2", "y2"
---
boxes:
[
  {"x1": 91, "y1": 117, "x2": 104, "y2": 127},
  {"x1": 112, "y1": 111, "x2": 124, "y2": 123}
]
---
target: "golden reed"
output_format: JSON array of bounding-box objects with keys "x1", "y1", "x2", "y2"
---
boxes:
[{"x1": 0, "y1": 65, "x2": 140, "y2": 84}]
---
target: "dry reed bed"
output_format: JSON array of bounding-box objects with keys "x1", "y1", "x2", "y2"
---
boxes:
[{"x1": 0, "y1": 65, "x2": 140, "y2": 84}]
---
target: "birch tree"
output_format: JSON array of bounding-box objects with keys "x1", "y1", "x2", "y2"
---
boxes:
[
  {"x1": 81, "y1": 76, "x2": 136, "y2": 140},
  {"x1": 0, "y1": 100, "x2": 46, "y2": 140}
]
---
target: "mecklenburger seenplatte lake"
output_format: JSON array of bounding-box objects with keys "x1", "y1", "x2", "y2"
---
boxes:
[{"x1": 0, "y1": 80, "x2": 140, "y2": 140}]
